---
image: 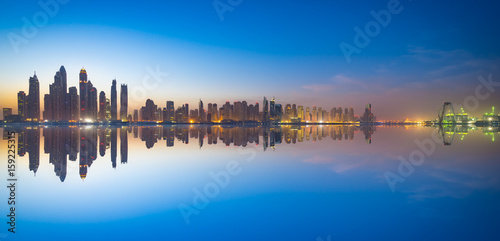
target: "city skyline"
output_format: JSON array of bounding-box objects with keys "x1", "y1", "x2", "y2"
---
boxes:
[{"x1": 3, "y1": 65, "x2": 380, "y2": 123}]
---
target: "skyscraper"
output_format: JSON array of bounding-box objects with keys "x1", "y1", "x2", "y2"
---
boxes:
[
  {"x1": 17, "y1": 91, "x2": 26, "y2": 121},
  {"x1": 263, "y1": 97, "x2": 269, "y2": 123},
  {"x1": 89, "y1": 83, "x2": 98, "y2": 121},
  {"x1": 140, "y1": 99, "x2": 157, "y2": 121},
  {"x1": 120, "y1": 84, "x2": 128, "y2": 121},
  {"x1": 270, "y1": 97, "x2": 276, "y2": 122},
  {"x1": 27, "y1": 73, "x2": 40, "y2": 121},
  {"x1": 312, "y1": 106, "x2": 317, "y2": 122},
  {"x1": 166, "y1": 101, "x2": 174, "y2": 122},
  {"x1": 59, "y1": 66, "x2": 67, "y2": 96},
  {"x1": 111, "y1": 79, "x2": 117, "y2": 121},
  {"x1": 298, "y1": 105, "x2": 304, "y2": 121},
  {"x1": 68, "y1": 87, "x2": 79, "y2": 121},
  {"x1": 198, "y1": 99, "x2": 205, "y2": 122},
  {"x1": 45, "y1": 67, "x2": 68, "y2": 121},
  {"x1": 79, "y1": 68, "x2": 89, "y2": 121},
  {"x1": 362, "y1": 104, "x2": 375, "y2": 123},
  {"x1": 99, "y1": 91, "x2": 106, "y2": 121},
  {"x1": 105, "y1": 98, "x2": 111, "y2": 120},
  {"x1": 133, "y1": 110, "x2": 139, "y2": 122}
]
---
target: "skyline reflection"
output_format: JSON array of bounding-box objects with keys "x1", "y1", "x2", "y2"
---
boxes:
[{"x1": 2, "y1": 124, "x2": 497, "y2": 182}]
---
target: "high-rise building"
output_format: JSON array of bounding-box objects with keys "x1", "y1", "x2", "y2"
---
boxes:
[
  {"x1": 17, "y1": 91, "x2": 26, "y2": 121},
  {"x1": 99, "y1": 91, "x2": 106, "y2": 121},
  {"x1": 362, "y1": 104, "x2": 375, "y2": 122},
  {"x1": 120, "y1": 84, "x2": 128, "y2": 121},
  {"x1": 298, "y1": 105, "x2": 304, "y2": 120},
  {"x1": 166, "y1": 101, "x2": 174, "y2": 122},
  {"x1": 270, "y1": 97, "x2": 276, "y2": 122},
  {"x1": 79, "y1": 68, "x2": 89, "y2": 121},
  {"x1": 207, "y1": 103, "x2": 213, "y2": 121},
  {"x1": 253, "y1": 102, "x2": 259, "y2": 121},
  {"x1": 59, "y1": 66, "x2": 67, "y2": 95},
  {"x1": 3, "y1": 108, "x2": 12, "y2": 120},
  {"x1": 263, "y1": 97, "x2": 269, "y2": 123},
  {"x1": 139, "y1": 99, "x2": 157, "y2": 121},
  {"x1": 90, "y1": 84, "x2": 98, "y2": 121},
  {"x1": 27, "y1": 73, "x2": 40, "y2": 121},
  {"x1": 105, "y1": 98, "x2": 111, "y2": 120},
  {"x1": 133, "y1": 110, "x2": 139, "y2": 122},
  {"x1": 312, "y1": 106, "x2": 317, "y2": 122},
  {"x1": 68, "y1": 87, "x2": 79, "y2": 121},
  {"x1": 45, "y1": 67, "x2": 69, "y2": 121},
  {"x1": 285, "y1": 104, "x2": 291, "y2": 122},
  {"x1": 111, "y1": 79, "x2": 117, "y2": 120},
  {"x1": 212, "y1": 103, "x2": 218, "y2": 121},
  {"x1": 198, "y1": 99, "x2": 204, "y2": 122},
  {"x1": 275, "y1": 104, "x2": 282, "y2": 122}
]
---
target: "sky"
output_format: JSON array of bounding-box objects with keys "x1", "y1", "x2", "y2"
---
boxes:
[{"x1": 0, "y1": 0, "x2": 499, "y2": 120}]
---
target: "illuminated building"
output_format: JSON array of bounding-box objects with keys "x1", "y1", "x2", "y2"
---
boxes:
[
  {"x1": 17, "y1": 91, "x2": 26, "y2": 121},
  {"x1": 3, "y1": 108, "x2": 12, "y2": 120},
  {"x1": 263, "y1": 97, "x2": 269, "y2": 123},
  {"x1": 44, "y1": 67, "x2": 68, "y2": 121},
  {"x1": 120, "y1": 84, "x2": 128, "y2": 121},
  {"x1": 90, "y1": 84, "x2": 98, "y2": 121},
  {"x1": 111, "y1": 79, "x2": 117, "y2": 120},
  {"x1": 78, "y1": 69, "x2": 96, "y2": 121},
  {"x1": 166, "y1": 101, "x2": 174, "y2": 122},
  {"x1": 312, "y1": 106, "x2": 317, "y2": 122},
  {"x1": 79, "y1": 68, "x2": 88, "y2": 120},
  {"x1": 99, "y1": 91, "x2": 106, "y2": 121},
  {"x1": 270, "y1": 97, "x2": 276, "y2": 122},
  {"x1": 199, "y1": 99, "x2": 205, "y2": 122},
  {"x1": 298, "y1": 105, "x2": 304, "y2": 120},
  {"x1": 68, "y1": 87, "x2": 79, "y2": 121},
  {"x1": 27, "y1": 73, "x2": 40, "y2": 121},
  {"x1": 105, "y1": 98, "x2": 111, "y2": 120},
  {"x1": 140, "y1": 99, "x2": 158, "y2": 121},
  {"x1": 361, "y1": 104, "x2": 375, "y2": 122}
]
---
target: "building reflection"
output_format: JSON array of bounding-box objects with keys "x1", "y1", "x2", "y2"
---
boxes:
[{"x1": 9, "y1": 124, "x2": 496, "y2": 181}]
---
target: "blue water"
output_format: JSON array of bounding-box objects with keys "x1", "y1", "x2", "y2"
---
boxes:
[{"x1": 0, "y1": 125, "x2": 498, "y2": 240}]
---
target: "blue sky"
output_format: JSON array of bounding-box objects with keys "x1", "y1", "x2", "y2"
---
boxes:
[{"x1": 1, "y1": 0, "x2": 499, "y2": 119}]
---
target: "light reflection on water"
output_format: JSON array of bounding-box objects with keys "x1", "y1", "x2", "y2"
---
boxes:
[{"x1": 0, "y1": 125, "x2": 498, "y2": 241}]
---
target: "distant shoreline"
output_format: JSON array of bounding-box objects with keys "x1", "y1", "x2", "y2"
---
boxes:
[{"x1": 0, "y1": 122, "x2": 413, "y2": 127}]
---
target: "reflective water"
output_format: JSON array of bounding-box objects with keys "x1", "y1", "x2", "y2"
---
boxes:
[{"x1": 0, "y1": 125, "x2": 499, "y2": 241}]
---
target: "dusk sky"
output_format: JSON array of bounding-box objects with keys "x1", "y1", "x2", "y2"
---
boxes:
[{"x1": 1, "y1": 0, "x2": 499, "y2": 120}]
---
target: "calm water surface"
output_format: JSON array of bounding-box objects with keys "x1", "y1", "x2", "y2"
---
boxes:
[{"x1": 0, "y1": 125, "x2": 499, "y2": 241}]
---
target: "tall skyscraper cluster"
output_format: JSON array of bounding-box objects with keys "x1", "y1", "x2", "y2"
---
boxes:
[
  {"x1": 131, "y1": 96, "x2": 371, "y2": 124},
  {"x1": 10, "y1": 68, "x2": 373, "y2": 124},
  {"x1": 17, "y1": 73, "x2": 40, "y2": 122},
  {"x1": 15, "y1": 66, "x2": 128, "y2": 123}
]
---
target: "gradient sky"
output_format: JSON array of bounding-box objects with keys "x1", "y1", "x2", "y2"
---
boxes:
[{"x1": 1, "y1": 0, "x2": 499, "y2": 120}]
